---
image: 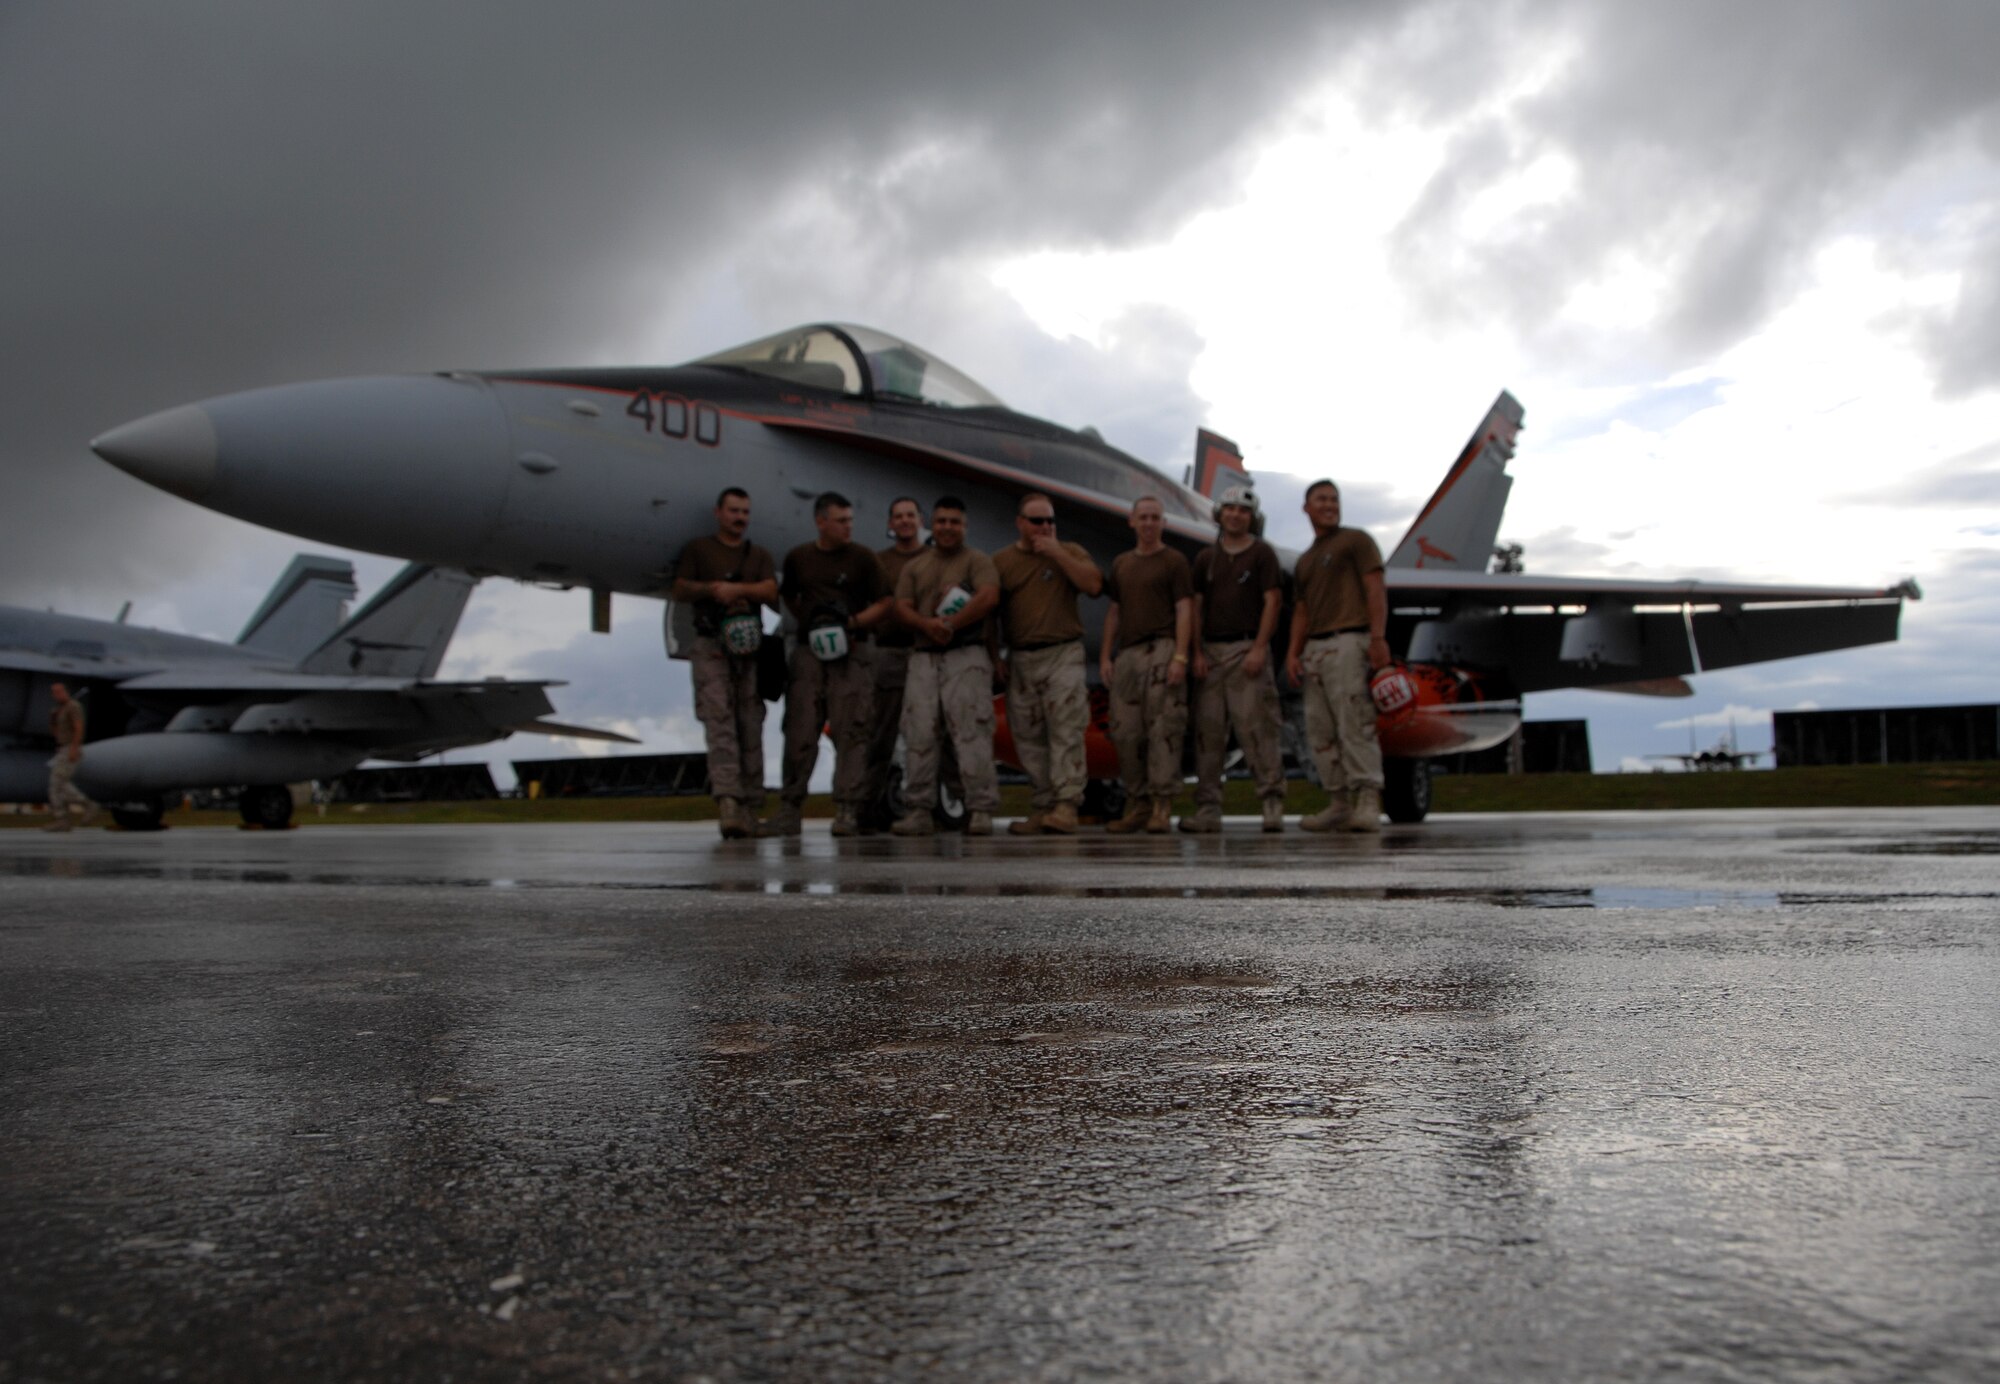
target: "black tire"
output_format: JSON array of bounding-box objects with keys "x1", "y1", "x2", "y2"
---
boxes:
[
  {"x1": 1382, "y1": 757, "x2": 1432, "y2": 823},
  {"x1": 239, "y1": 784, "x2": 295, "y2": 830},
  {"x1": 932, "y1": 777, "x2": 968, "y2": 832},
  {"x1": 1079, "y1": 778, "x2": 1126, "y2": 825},
  {"x1": 109, "y1": 796, "x2": 167, "y2": 832}
]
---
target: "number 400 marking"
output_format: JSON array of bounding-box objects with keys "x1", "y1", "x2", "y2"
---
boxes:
[{"x1": 626, "y1": 391, "x2": 720, "y2": 446}]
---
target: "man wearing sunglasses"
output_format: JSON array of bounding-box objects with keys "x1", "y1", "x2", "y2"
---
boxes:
[{"x1": 993, "y1": 492, "x2": 1103, "y2": 834}]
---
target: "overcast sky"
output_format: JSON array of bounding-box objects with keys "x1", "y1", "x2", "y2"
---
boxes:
[{"x1": 5, "y1": 0, "x2": 1997, "y2": 778}]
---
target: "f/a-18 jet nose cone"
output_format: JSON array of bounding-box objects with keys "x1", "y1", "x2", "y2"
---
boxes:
[{"x1": 92, "y1": 404, "x2": 219, "y2": 501}]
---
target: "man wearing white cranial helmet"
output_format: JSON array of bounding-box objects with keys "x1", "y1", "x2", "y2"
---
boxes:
[
  {"x1": 673, "y1": 488, "x2": 780, "y2": 839},
  {"x1": 1182, "y1": 485, "x2": 1288, "y2": 833}
]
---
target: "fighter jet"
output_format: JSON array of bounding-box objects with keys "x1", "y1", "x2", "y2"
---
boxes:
[
  {"x1": 91, "y1": 322, "x2": 1915, "y2": 821},
  {"x1": 2, "y1": 555, "x2": 631, "y2": 829}
]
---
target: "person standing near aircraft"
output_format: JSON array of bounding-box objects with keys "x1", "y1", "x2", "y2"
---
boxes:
[
  {"x1": 42, "y1": 682, "x2": 100, "y2": 831},
  {"x1": 1100, "y1": 496, "x2": 1194, "y2": 834},
  {"x1": 859, "y1": 496, "x2": 927, "y2": 832},
  {"x1": 1285, "y1": 479, "x2": 1389, "y2": 833},
  {"x1": 673, "y1": 487, "x2": 779, "y2": 840},
  {"x1": 1182, "y1": 486, "x2": 1287, "y2": 834},
  {"x1": 889, "y1": 496, "x2": 1001, "y2": 838},
  {"x1": 775, "y1": 492, "x2": 891, "y2": 838},
  {"x1": 994, "y1": 492, "x2": 1102, "y2": 835}
]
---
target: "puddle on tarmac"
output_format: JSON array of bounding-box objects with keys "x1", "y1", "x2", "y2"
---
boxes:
[
  {"x1": 5, "y1": 855, "x2": 1994, "y2": 909},
  {"x1": 1840, "y1": 839, "x2": 2000, "y2": 856}
]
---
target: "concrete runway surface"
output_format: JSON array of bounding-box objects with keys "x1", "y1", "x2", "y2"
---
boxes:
[{"x1": 4, "y1": 809, "x2": 1997, "y2": 1382}]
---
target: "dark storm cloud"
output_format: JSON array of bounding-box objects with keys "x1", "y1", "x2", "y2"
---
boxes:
[
  {"x1": 1384, "y1": 0, "x2": 2000, "y2": 383},
  {"x1": 1, "y1": 0, "x2": 1392, "y2": 604},
  {"x1": 9, "y1": 0, "x2": 1995, "y2": 629},
  {"x1": 1928, "y1": 219, "x2": 2000, "y2": 398}
]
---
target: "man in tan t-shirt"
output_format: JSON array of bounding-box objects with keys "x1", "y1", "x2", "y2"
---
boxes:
[
  {"x1": 1100, "y1": 496, "x2": 1193, "y2": 834},
  {"x1": 889, "y1": 495, "x2": 1001, "y2": 837},
  {"x1": 776, "y1": 491, "x2": 892, "y2": 838},
  {"x1": 1284, "y1": 478, "x2": 1389, "y2": 832},
  {"x1": 994, "y1": 491, "x2": 1102, "y2": 835},
  {"x1": 672, "y1": 487, "x2": 779, "y2": 839}
]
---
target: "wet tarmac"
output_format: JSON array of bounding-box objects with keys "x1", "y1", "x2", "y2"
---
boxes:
[{"x1": 3, "y1": 809, "x2": 1997, "y2": 1382}]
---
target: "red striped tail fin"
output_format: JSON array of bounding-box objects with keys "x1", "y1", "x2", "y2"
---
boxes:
[{"x1": 1188, "y1": 428, "x2": 1247, "y2": 498}]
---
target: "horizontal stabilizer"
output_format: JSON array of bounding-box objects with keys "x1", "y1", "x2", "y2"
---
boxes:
[
  {"x1": 236, "y1": 554, "x2": 356, "y2": 659},
  {"x1": 1591, "y1": 678, "x2": 1696, "y2": 698},
  {"x1": 1390, "y1": 392, "x2": 1523, "y2": 571},
  {"x1": 514, "y1": 718, "x2": 641, "y2": 744},
  {"x1": 298, "y1": 565, "x2": 478, "y2": 679}
]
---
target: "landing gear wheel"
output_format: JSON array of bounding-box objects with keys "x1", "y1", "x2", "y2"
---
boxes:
[
  {"x1": 109, "y1": 796, "x2": 167, "y2": 832},
  {"x1": 932, "y1": 778, "x2": 968, "y2": 832},
  {"x1": 1079, "y1": 778, "x2": 1127, "y2": 826},
  {"x1": 1382, "y1": 757, "x2": 1432, "y2": 823},
  {"x1": 239, "y1": 784, "x2": 295, "y2": 830},
  {"x1": 871, "y1": 765, "x2": 968, "y2": 832}
]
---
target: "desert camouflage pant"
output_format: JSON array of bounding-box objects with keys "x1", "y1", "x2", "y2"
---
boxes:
[
  {"x1": 901, "y1": 645, "x2": 1000, "y2": 813},
  {"x1": 47, "y1": 753, "x2": 94, "y2": 817},
  {"x1": 1301, "y1": 632, "x2": 1382, "y2": 794},
  {"x1": 782, "y1": 641, "x2": 876, "y2": 809},
  {"x1": 690, "y1": 636, "x2": 767, "y2": 809},
  {"x1": 1007, "y1": 641, "x2": 1088, "y2": 812},
  {"x1": 1110, "y1": 638, "x2": 1188, "y2": 802},
  {"x1": 1191, "y1": 639, "x2": 1286, "y2": 807},
  {"x1": 860, "y1": 644, "x2": 910, "y2": 810}
]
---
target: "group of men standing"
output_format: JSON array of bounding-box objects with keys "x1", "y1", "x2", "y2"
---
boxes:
[{"x1": 672, "y1": 477, "x2": 1389, "y2": 840}]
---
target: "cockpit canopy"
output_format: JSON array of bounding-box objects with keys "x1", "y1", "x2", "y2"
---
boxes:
[{"x1": 692, "y1": 324, "x2": 1006, "y2": 410}]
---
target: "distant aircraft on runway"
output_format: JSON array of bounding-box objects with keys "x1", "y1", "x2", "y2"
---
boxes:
[
  {"x1": 1, "y1": 555, "x2": 632, "y2": 829},
  {"x1": 91, "y1": 323, "x2": 1917, "y2": 821}
]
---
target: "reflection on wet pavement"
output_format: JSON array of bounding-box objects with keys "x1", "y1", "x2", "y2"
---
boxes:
[{"x1": 3, "y1": 809, "x2": 1998, "y2": 1381}]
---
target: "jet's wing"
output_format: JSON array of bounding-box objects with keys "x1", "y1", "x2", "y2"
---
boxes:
[
  {"x1": 1384, "y1": 570, "x2": 1907, "y2": 604},
  {"x1": 1385, "y1": 570, "x2": 1915, "y2": 693},
  {"x1": 114, "y1": 671, "x2": 472, "y2": 694},
  {"x1": 0, "y1": 648, "x2": 159, "y2": 679}
]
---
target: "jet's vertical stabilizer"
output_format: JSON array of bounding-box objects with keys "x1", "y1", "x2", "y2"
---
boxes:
[
  {"x1": 235, "y1": 554, "x2": 357, "y2": 660},
  {"x1": 1388, "y1": 392, "x2": 1523, "y2": 571},
  {"x1": 298, "y1": 564, "x2": 478, "y2": 679},
  {"x1": 1187, "y1": 429, "x2": 1248, "y2": 498}
]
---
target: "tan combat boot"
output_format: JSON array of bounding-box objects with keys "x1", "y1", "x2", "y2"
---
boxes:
[
  {"x1": 1341, "y1": 786, "x2": 1383, "y2": 833},
  {"x1": 831, "y1": 805, "x2": 860, "y2": 837},
  {"x1": 1105, "y1": 798, "x2": 1151, "y2": 834},
  {"x1": 890, "y1": 810, "x2": 934, "y2": 837},
  {"x1": 1007, "y1": 811, "x2": 1045, "y2": 836},
  {"x1": 717, "y1": 798, "x2": 748, "y2": 840},
  {"x1": 1261, "y1": 798, "x2": 1286, "y2": 833},
  {"x1": 1298, "y1": 796, "x2": 1349, "y2": 832},
  {"x1": 1145, "y1": 799, "x2": 1172, "y2": 834},
  {"x1": 1178, "y1": 806, "x2": 1221, "y2": 834},
  {"x1": 1041, "y1": 803, "x2": 1080, "y2": 835},
  {"x1": 966, "y1": 811, "x2": 993, "y2": 836}
]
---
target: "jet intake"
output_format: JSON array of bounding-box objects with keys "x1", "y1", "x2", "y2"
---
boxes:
[
  {"x1": 1559, "y1": 609, "x2": 1641, "y2": 668},
  {"x1": 1405, "y1": 616, "x2": 1507, "y2": 668}
]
